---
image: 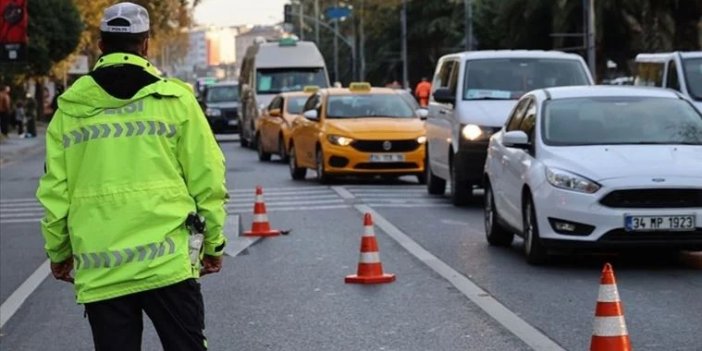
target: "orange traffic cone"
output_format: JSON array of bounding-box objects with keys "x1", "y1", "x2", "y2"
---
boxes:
[
  {"x1": 345, "y1": 213, "x2": 395, "y2": 284},
  {"x1": 590, "y1": 263, "x2": 632, "y2": 351},
  {"x1": 243, "y1": 186, "x2": 281, "y2": 237}
]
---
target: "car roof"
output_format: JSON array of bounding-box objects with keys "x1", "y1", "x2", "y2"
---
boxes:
[
  {"x1": 541, "y1": 86, "x2": 682, "y2": 100},
  {"x1": 636, "y1": 51, "x2": 702, "y2": 61},
  {"x1": 320, "y1": 87, "x2": 402, "y2": 96},
  {"x1": 280, "y1": 91, "x2": 314, "y2": 98},
  {"x1": 441, "y1": 50, "x2": 584, "y2": 61}
]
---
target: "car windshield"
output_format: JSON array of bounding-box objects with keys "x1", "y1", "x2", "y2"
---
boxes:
[
  {"x1": 682, "y1": 58, "x2": 702, "y2": 101},
  {"x1": 287, "y1": 97, "x2": 308, "y2": 114},
  {"x1": 206, "y1": 85, "x2": 239, "y2": 103},
  {"x1": 256, "y1": 68, "x2": 328, "y2": 94},
  {"x1": 542, "y1": 97, "x2": 702, "y2": 146},
  {"x1": 326, "y1": 94, "x2": 416, "y2": 119},
  {"x1": 463, "y1": 58, "x2": 590, "y2": 100}
]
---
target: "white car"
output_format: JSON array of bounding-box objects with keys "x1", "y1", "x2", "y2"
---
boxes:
[{"x1": 483, "y1": 86, "x2": 702, "y2": 264}]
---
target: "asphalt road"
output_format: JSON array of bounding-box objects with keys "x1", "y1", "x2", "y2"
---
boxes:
[{"x1": 1, "y1": 135, "x2": 700, "y2": 350}]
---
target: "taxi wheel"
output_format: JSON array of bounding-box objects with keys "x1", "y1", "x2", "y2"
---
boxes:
[
  {"x1": 416, "y1": 173, "x2": 426, "y2": 185},
  {"x1": 278, "y1": 136, "x2": 289, "y2": 163},
  {"x1": 484, "y1": 182, "x2": 514, "y2": 247},
  {"x1": 316, "y1": 148, "x2": 333, "y2": 184},
  {"x1": 257, "y1": 133, "x2": 271, "y2": 161},
  {"x1": 288, "y1": 145, "x2": 306, "y2": 180},
  {"x1": 523, "y1": 195, "x2": 548, "y2": 265}
]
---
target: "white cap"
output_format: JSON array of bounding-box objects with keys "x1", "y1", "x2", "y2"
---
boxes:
[{"x1": 99, "y1": 2, "x2": 150, "y2": 34}]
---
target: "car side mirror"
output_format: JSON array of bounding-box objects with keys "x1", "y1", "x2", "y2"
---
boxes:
[
  {"x1": 416, "y1": 108, "x2": 428, "y2": 120},
  {"x1": 433, "y1": 88, "x2": 455, "y2": 104},
  {"x1": 502, "y1": 130, "x2": 530, "y2": 149},
  {"x1": 269, "y1": 108, "x2": 282, "y2": 117},
  {"x1": 303, "y1": 109, "x2": 319, "y2": 121}
]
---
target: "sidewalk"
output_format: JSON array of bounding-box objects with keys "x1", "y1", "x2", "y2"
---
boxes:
[{"x1": 0, "y1": 124, "x2": 46, "y2": 167}]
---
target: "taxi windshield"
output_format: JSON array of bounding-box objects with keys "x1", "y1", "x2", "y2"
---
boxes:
[
  {"x1": 286, "y1": 97, "x2": 308, "y2": 114},
  {"x1": 326, "y1": 94, "x2": 415, "y2": 119},
  {"x1": 542, "y1": 97, "x2": 702, "y2": 146},
  {"x1": 682, "y1": 58, "x2": 702, "y2": 101},
  {"x1": 463, "y1": 58, "x2": 590, "y2": 100}
]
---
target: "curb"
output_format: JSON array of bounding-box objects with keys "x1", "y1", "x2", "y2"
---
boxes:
[{"x1": 680, "y1": 251, "x2": 702, "y2": 269}]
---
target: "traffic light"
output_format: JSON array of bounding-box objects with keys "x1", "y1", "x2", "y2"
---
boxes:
[{"x1": 284, "y1": 4, "x2": 293, "y2": 24}]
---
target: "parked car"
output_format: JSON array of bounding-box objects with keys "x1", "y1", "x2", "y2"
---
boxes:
[
  {"x1": 256, "y1": 87, "x2": 318, "y2": 162},
  {"x1": 200, "y1": 81, "x2": 240, "y2": 134},
  {"x1": 288, "y1": 83, "x2": 427, "y2": 183},
  {"x1": 634, "y1": 51, "x2": 702, "y2": 111},
  {"x1": 425, "y1": 50, "x2": 594, "y2": 206},
  {"x1": 483, "y1": 86, "x2": 702, "y2": 264}
]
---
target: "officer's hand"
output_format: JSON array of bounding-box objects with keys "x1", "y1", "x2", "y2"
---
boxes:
[
  {"x1": 200, "y1": 255, "x2": 223, "y2": 276},
  {"x1": 50, "y1": 258, "x2": 74, "y2": 284}
]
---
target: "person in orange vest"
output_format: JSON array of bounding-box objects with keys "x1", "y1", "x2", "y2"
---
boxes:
[{"x1": 415, "y1": 77, "x2": 432, "y2": 107}]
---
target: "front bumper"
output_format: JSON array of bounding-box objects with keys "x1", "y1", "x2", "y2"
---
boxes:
[
  {"x1": 455, "y1": 140, "x2": 490, "y2": 184},
  {"x1": 322, "y1": 141, "x2": 425, "y2": 176},
  {"x1": 532, "y1": 184, "x2": 702, "y2": 250}
]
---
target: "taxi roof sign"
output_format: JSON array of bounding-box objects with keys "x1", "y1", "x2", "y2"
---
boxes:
[
  {"x1": 303, "y1": 85, "x2": 319, "y2": 93},
  {"x1": 348, "y1": 82, "x2": 371, "y2": 92}
]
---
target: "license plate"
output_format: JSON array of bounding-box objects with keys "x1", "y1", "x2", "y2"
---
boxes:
[
  {"x1": 227, "y1": 120, "x2": 238, "y2": 126},
  {"x1": 369, "y1": 154, "x2": 405, "y2": 163},
  {"x1": 624, "y1": 214, "x2": 695, "y2": 232}
]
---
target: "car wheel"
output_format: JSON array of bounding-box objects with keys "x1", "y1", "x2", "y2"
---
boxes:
[
  {"x1": 484, "y1": 182, "x2": 514, "y2": 247},
  {"x1": 257, "y1": 133, "x2": 271, "y2": 161},
  {"x1": 449, "y1": 161, "x2": 472, "y2": 206},
  {"x1": 278, "y1": 135, "x2": 288, "y2": 162},
  {"x1": 426, "y1": 155, "x2": 446, "y2": 195},
  {"x1": 288, "y1": 144, "x2": 306, "y2": 180},
  {"x1": 316, "y1": 148, "x2": 332, "y2": 184},
  {"x1": 523, "y1": 195, "x2": 548, "y2": 265}
]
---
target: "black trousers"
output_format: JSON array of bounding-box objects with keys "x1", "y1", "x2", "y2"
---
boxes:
[
  {"x1": 0, "y1": 112, "x2": 9, "y2": 135},
  {"x1": 85, "y1": 279, "x2": 207, "y2": 351}
]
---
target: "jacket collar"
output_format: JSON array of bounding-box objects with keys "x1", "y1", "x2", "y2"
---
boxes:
[{"x1": 93, "y1": 53, "x2": 162, "y2": 77}]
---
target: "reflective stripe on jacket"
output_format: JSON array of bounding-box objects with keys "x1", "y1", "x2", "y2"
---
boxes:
[{"x1": 36, "y1": 53, "x2": 228, "y2": 303}]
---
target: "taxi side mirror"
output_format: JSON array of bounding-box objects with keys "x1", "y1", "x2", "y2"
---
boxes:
[
  {"x1": 269, "y1": 108, "x2": 282, "y2": 117},
  {"x1": 416, "y1": 108, "x2": 428, "y2": 120},
  {"x1": 303, "y1": 109, "x2": 319, "y2": 121}
]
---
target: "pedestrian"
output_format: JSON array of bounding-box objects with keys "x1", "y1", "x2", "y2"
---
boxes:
[
  {"x1": 414, "y1": 77, "x2": 432, "y2": 108},
  {"x1": 36, "y1": 3, "x2": 228, "y2": 351},
  {"x1": 24, "y1": 95, "x2": 37, "y2": 138},
  {"x1": 0, "y1": 85, "x2": 11, "y2": 136},
  {"x1": 14, "y1": 99, "x2": 25, "y2": 135}
]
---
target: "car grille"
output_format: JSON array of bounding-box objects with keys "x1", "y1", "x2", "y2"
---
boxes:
[
  {"x1": 222, "y1": 108, "x2": 238, "y2": 120},
  {"x1": 355, "y1": 162, "x2": 418, "y2": 170},
  {"x1": 598, "y1": 228, "x2": 702, "y2": 243},
  {"x1": 351, "y1": 139, "x2": 420, "y2": 152},
  {"x1": 599, "y1": 189, "x2": 702, "y2": 208}
]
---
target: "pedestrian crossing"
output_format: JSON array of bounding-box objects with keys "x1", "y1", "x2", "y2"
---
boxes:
[{"x1": 0, "y1": 185, "x2": 451, "y2": 225}]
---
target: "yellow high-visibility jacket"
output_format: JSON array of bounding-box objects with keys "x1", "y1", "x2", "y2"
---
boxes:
[{"x1": 37, "y1": 53, "x2": 227, "y2": 303}]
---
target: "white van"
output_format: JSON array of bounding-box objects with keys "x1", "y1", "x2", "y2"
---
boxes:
[
  {"x1": 425, "y1": 50, "x2": 593, "y2": 206},
  {"x1": 634, "y1": 51, "x2": 702, "y2": 111},
  {"x1": 238, "y1": 38, "x2": 330, "y2": 148}
]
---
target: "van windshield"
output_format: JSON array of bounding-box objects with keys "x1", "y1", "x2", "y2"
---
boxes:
[
  {"x1": 683, "y1": 58, "x2": 702, "y2": 101},
  {"x1": 463, "y1": 58, "x2": 590, "y2": 100},
  {"x1": 256, "y1": 68, "x2": 328, "y2": 94}
]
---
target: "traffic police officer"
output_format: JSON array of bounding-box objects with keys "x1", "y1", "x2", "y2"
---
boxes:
[{"x1": 36, "y1": 3, "x2": 227, "y2": 350}]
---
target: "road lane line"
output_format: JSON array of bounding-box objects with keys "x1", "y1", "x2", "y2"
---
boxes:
[
  {"x1": 331, "y1": 186, "x2": 355, "y2": 200},
  {"x1": 228, "y1": 204, "x2": 350, "y2": 213},
  {"x1": 354, "y1": 204, "x2": 566, "y2": 351},
  {"x1": 0, "y1": 260, "x2": 50, "y2": 329},
  {"x1": 0, "y1": 218, "x2": 42, "y2": 224}
]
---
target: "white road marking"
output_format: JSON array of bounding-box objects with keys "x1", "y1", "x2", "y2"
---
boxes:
[
  {"x1": 0, "y1": 260, "x2": 50, "y2": 329},
  {"x1": 228, "y1": 204, "x2": 350, "y2": 214},
  {"x1": 228, "y1": 199, "x2": 345, "y2": 208},
  {"x1": 330, "y1": 186, "x2": 355, "y2": 200},
  {"x1": 364, "y1": 203, "x2": 453, "y2": 208},
  {"x1": 354, "y1": 204, "x2": 566, "y2": 351}
]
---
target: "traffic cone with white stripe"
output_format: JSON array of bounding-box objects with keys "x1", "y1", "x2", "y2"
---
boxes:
[
  {"x1": 590, "y1": 263, "x2": 631, "y2": 351},
  {"x1": 243, "y1": 186, "x2": 281, "y2": 237},
  {"x1": 345, "y1": 213, "x2": 395, "y2": 284}
]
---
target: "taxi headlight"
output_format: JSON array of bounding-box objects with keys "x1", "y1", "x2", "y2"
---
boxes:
[
  {"x1": 328, "y1": 135, "x2": 354, "y2": 146},
  {"x1": 417, "y1": 136, "x2": 427, "y2": 144},
  {"x1": 206, "y1": 108, "x2": 222, "y2": 117},
  {"x1": 461, "y1": 124, "x2": 483, "y2": 140},
  {"x1": 545, "y1": 167, "x2": 600, "y2": 194}
]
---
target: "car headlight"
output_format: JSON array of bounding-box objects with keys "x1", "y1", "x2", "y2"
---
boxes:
[
  {"x1": 327, "y1": 135, "x2": 354, "y2": 146},
  {"x1": 461, "y1": 124, "x2": 483, "y2": 140},
  {"x1": 206, "y1": 108, "x2": 222, "y2": 117},
  {"x1": 417, "y1": 136, "x2": 427, "y2": 144},
  {"x1": 545, "y1": 167, "x2": 600, "y2": 194}
]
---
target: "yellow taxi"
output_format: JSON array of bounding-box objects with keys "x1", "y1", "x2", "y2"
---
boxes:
[
  {"x1": 287, "y1": 83, "x2": 426, "y2": 183},
  {"x1": 256, "y1": 87, "x2": 318, "y2": 162}
]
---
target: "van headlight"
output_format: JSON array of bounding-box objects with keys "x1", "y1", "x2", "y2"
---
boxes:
[
  {"x1": 206, "y1": 108, "x2": 222, "y2": 117},
  {"x1": 546, "y1": 167, "x2": 600, "y2": 193},
  {"x1": 328, "y1": 135, "x2": 354, "y2": 146},
  {"x1": 461, "y1": 124, "x2": 483, "y2": 140}
]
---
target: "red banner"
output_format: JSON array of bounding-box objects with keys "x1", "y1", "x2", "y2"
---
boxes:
[{"x1": 0, "y1": 0, "x2": 28, "y2": 62}]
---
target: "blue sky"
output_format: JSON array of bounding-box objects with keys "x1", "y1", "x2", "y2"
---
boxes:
[{"x1": 195, "y1": 0, "x2": 288, "y2": 26}]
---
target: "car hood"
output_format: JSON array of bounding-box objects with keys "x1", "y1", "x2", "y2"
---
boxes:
[
  {"x1": 325, "y1": 118, "x2": 424, "y2": 136},
  {"x1": 206, "y1": 101, "x2": 239, "y2": 109},
  {"x1": 456, "y1": 100, "x2": 518, "y2": 127},
  {"x1": 542, "y1": 145, "x2": 702, "y2": 182}
]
